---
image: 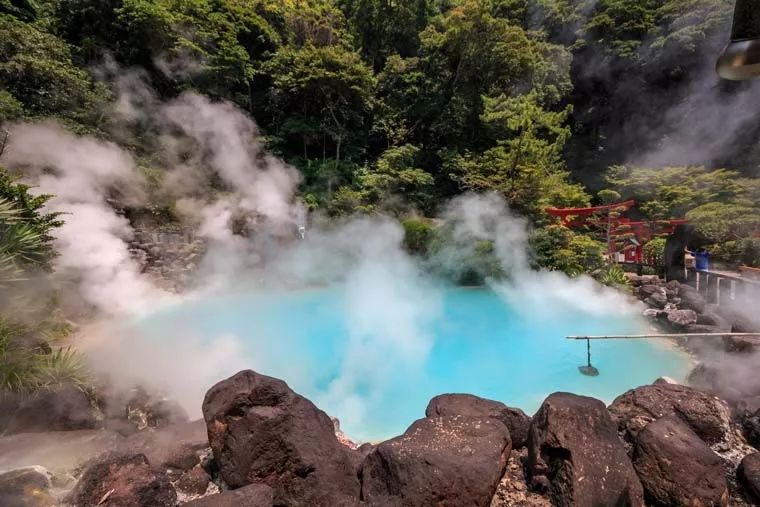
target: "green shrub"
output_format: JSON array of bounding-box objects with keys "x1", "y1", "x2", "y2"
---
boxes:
[
  {"x1": 643, "y1": 236, "x2": 667, "y2": 267},
  {"x1": 401, "y1": 218, "x2": 436, "y2": 255},
  {"x1": 529, "y1": 225, "x2": 605, "y2": 276},
  {"x1": 712, "y1": 238, "x2": 760, "y2": 268},
  {"x1": 596, "y1": 263, "x2": 631, "y2": 288}
]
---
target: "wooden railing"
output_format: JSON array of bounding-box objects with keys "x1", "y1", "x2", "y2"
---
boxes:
[{"x1": 685, "y1": 268, "x2": 760, "y2": 306}]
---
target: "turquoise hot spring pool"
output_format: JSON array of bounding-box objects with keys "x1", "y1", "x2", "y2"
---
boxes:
[{"x1": 138, "y1": 286, "x2": 691, "y2": 441}]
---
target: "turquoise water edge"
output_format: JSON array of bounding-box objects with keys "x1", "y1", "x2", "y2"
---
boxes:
[{"x1": 139, "y1": 287, "x2": 691, "y2": 441}]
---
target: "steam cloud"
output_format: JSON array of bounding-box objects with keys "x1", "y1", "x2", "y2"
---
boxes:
[{"x1": 0, "y1": 63, "x2": 639, "y2": 437}]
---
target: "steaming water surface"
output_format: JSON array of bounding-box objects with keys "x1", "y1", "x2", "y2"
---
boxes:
[{"x1": 139, "y1": 287, "x2": 690, "y2": 441}]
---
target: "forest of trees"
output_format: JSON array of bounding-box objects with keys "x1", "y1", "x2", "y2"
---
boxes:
[{"x1": 1, "y1": 0, "x2": 759, "y2": 272}]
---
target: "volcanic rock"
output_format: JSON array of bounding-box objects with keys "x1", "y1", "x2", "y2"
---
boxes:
[
  {"x1": 360, "y1": 415, "x2": 510, "y2": 507},
  {"x1": 5, "y1": 384, "x2": 101, "y2": 434},
  {"x1": 202, "y1": 370, "x2": 359, "y2": 506},
  {"x1": 0, "y1": 467, "x2": 54, "y2": 507},
  {"x1": 174, "y1": 466, "x2": 211, "y2": 497},
  {"x1": 637, "y1": 283, "x2": 664, "y2": 300},
  {"x1": 633, "y1": 416, "x2": 728, "y2": 506},
  {"x1": 527, "y1": 392, "x2": 644, "y2": 506},
  {"x1": 678, "y1": 285, "x2": 707, "y2": 313},
  {"x1": 181, "y1": 483, "x2": 273, "y2": 507},
  {"x1": 699, "y1": 311, "x2": 732, "y2": 331},
  {"x1": 426, "y1": 393, "x2": 531, "y2": 448},
  {"x1": 738, "y1": 452, "x2": 760, "y2": 502},
  {"x1": 724, "y1": 335, "x2": 760, "y2": 353},
  {"x1": 662, "y1": 308, "x2": 698, "y2": 329},
  {"x1": 66, "y1": 452, "x2": 176, "y2": 507},
  {"x1": 490, "y1": 449, "x2": 551, "y2": 507},
  {"x1": 609, "y1": 383, "x2": 731, "y2": 444},
  {"x1": 645, "y1": 292, "x2": 668, "y2": 309}
]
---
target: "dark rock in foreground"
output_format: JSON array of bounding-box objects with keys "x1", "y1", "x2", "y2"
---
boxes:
[
  {"x1": 202, "y1": 370, "x2": 359, "y2": 506},
  {"x1": 5, "y1": 384, "x2": 102, "y2": 434},
  {"x1": 360, "y1": 415, "x2": 510, "y2": 507},
  {"x1": 527, "y1": 392, "x2": 644, "y2": 506},
  {"x1": 65, "y1": 452, "x2": 177, "y2": 507},
  {"x1": 181, "y1": 483, "x2": 273, "y2": 507},
  {"x1": 490, "y1": 449, "x2": 551, "y2": 507},
  {"x1": 738, "y1": 452, "x2": 760, "y2": 502},
  {"x1": 0, "y1": 467, "x2": 54, "y2": 507},
  {"x1": 633, "y1": 416, "x2": 728, "y2": 507},
  {"x1": 425, "y1": 393, "x2": 531, "y2": 448},
  {"x1": 609, "y1": 383, "x2": 731, "y2": 444},
  {"x1": 175, "y1": 466, "x2": 212, "y2": 497}
]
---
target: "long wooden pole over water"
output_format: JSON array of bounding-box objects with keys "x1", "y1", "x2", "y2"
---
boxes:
[{"x1": 567, "y1": 333, "x2": 760, "y2": 340}]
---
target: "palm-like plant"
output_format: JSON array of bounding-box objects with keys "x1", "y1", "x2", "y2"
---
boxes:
[{"x1": 0, "y1": 173, "x2": 90, "y2": 394}]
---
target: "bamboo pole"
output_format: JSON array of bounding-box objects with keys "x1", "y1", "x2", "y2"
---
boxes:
[{"x1": 567, "y1": 333, "x2": 760, "y2": 340}]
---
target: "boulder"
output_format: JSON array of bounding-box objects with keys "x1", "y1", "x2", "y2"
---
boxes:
[
  {"x1": 174, "y1": 466, "x2": 211, "y2": 497},
  {"x1": 678, "y1": 285, "x2": 706, "y2": 313},
  {"x1": 609, "y1": 383, "x2": 731, "y2": 444},
  {"x1": 202, "y1": 370, "x2": 359, "y2": 506},
  {"x1": 628, "y1": 274, "x2": 661, "y2": 287},
  {"x1": 699, "y1": 312, "x2": 732, "y2": 331},
  {"x1": 738, "y1": 452, "x2": 760, "y2": 502},
  {"x1": 0, "y1": 467, "x2": 54, "y2": 507},
  {"x1": 425, "y1": 393, "x2": 531, "y2": 448},
  {"x1": 66, "y1": 452, "x2": 176, "y2": 507},
  {"x1": 181, "y1": 483, "x2": 273, "y2": 507},
  {"x1": 724, "y1": 335, "x2": 760, "y2": 354},
  {"x1": 121, "y1": 419, "x2": 208, "y2": 470},
  {"x1": 360, "y1": 415, "x2": 510, "y2": 507},
  {"x1": 633, "y1": 416, "x2": 728, "y2": 507},
  {"x1": 5, "y1": 384, "x2": 101, "y2": 434},
  {"x1": 527, "y1": 392, "x2": 644, "y2": 507},
  {"x1": 637, "y1": 284, "x2": 664, "y2": 300},
  {"x1": 662, "y1": 308, "x2": 698, "y2": 329},
  {"x1": 645, "y1": 292, "x2": 668, "y2": 309},
  {"x1": 743, "y1": 411, "x2": 760, "y2": 449}
]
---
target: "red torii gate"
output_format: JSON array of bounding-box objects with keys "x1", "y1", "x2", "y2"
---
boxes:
[{"x1": 546, "y1": 200, "x2": 688, "y2": 264}]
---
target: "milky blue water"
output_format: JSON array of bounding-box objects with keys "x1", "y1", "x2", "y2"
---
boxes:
[{"x1": 139, "y1": 287, "x2": 691, "y2": 441}]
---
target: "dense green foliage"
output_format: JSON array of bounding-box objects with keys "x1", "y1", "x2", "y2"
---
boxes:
[
  {"x1": 607, "y1": 166, "x2": 760, "y2": 265},
  {"x1": 0, "y1": 168, "x2": 89, "y2": 394},
  {"x1": 1, "y1": 0, "x2": 759, "y2": 276}
]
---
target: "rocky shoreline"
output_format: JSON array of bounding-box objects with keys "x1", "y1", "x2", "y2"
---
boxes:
[{"x1": 2, "y1": 367, "x2": 760, "y2": 506}]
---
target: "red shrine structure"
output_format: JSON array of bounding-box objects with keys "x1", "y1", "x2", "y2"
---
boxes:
[{"x1": 546, "y1": 200, "x2": 688, "y2": 264}]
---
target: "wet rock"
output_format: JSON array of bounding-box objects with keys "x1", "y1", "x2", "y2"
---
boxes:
[
  {"x1": 5, "y1": 384, "x2": 101, "y2": 434},
  {"x1": 738, "y1": 452, "x2": 760, "y2": 502},
  {"x1": 633, "y1": 416, "x2": 728, "y2": 507},
  {"x1": 426, "y1": 393, "x2": 531, "y2": 448},
  {"x1": 628, "y1": 274, "x2": 661, "y2": 287},
  {"x1": 121, "y1": 419, "x2": 208, "y2": 470},
  {"x1": 0, "y1": 467, "x2": 54, "y2": 507},
  {"x1": 609, "y1": 383, "x2": 731, "y2": 444},
  {"x1": 202, "y1": 370, "x2": 359, "y2": 506},
  {"x1": 637, "y1": 283, "x2": 664, "y2": 300},
  {"x1": 742, "y1": 410, "x2": 760, "y2": 449},
  {"x1": 490, "y1": 449, "x2": 551, "y2": 507},
  {"x1": 361, "y1": 415, "x2": 510, "y2": 507},
  {"x1": 699, "y1": 311, "x2": 732, "y2": 331},
  {"x1": 662, "y1": 308, "x2": 698, "y2": 329},
  {"x1": 527, "y1": 392, "x2": 644, "y2": 507},
  {"x1": 126, "y1": 388, "x2": 189, "y2": 430},
  {"x1": 645, "y1": 292, "x2": 668, "y2": 309},
  {"x1": 724, "y1": 335, "x2": 760, "y2": 353},
  {"x1": 678, "y1": 285, "x2": 706, "y2": 313},
  {"x1": 174, "y1": 466, "x2": 211, "y2": 497},
  {"x1": 66, "y1": 452, "x2": 176, "y2": 507},
  {"x1": 181, "y1": 483, "x2": 273, "y2": 507}
]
